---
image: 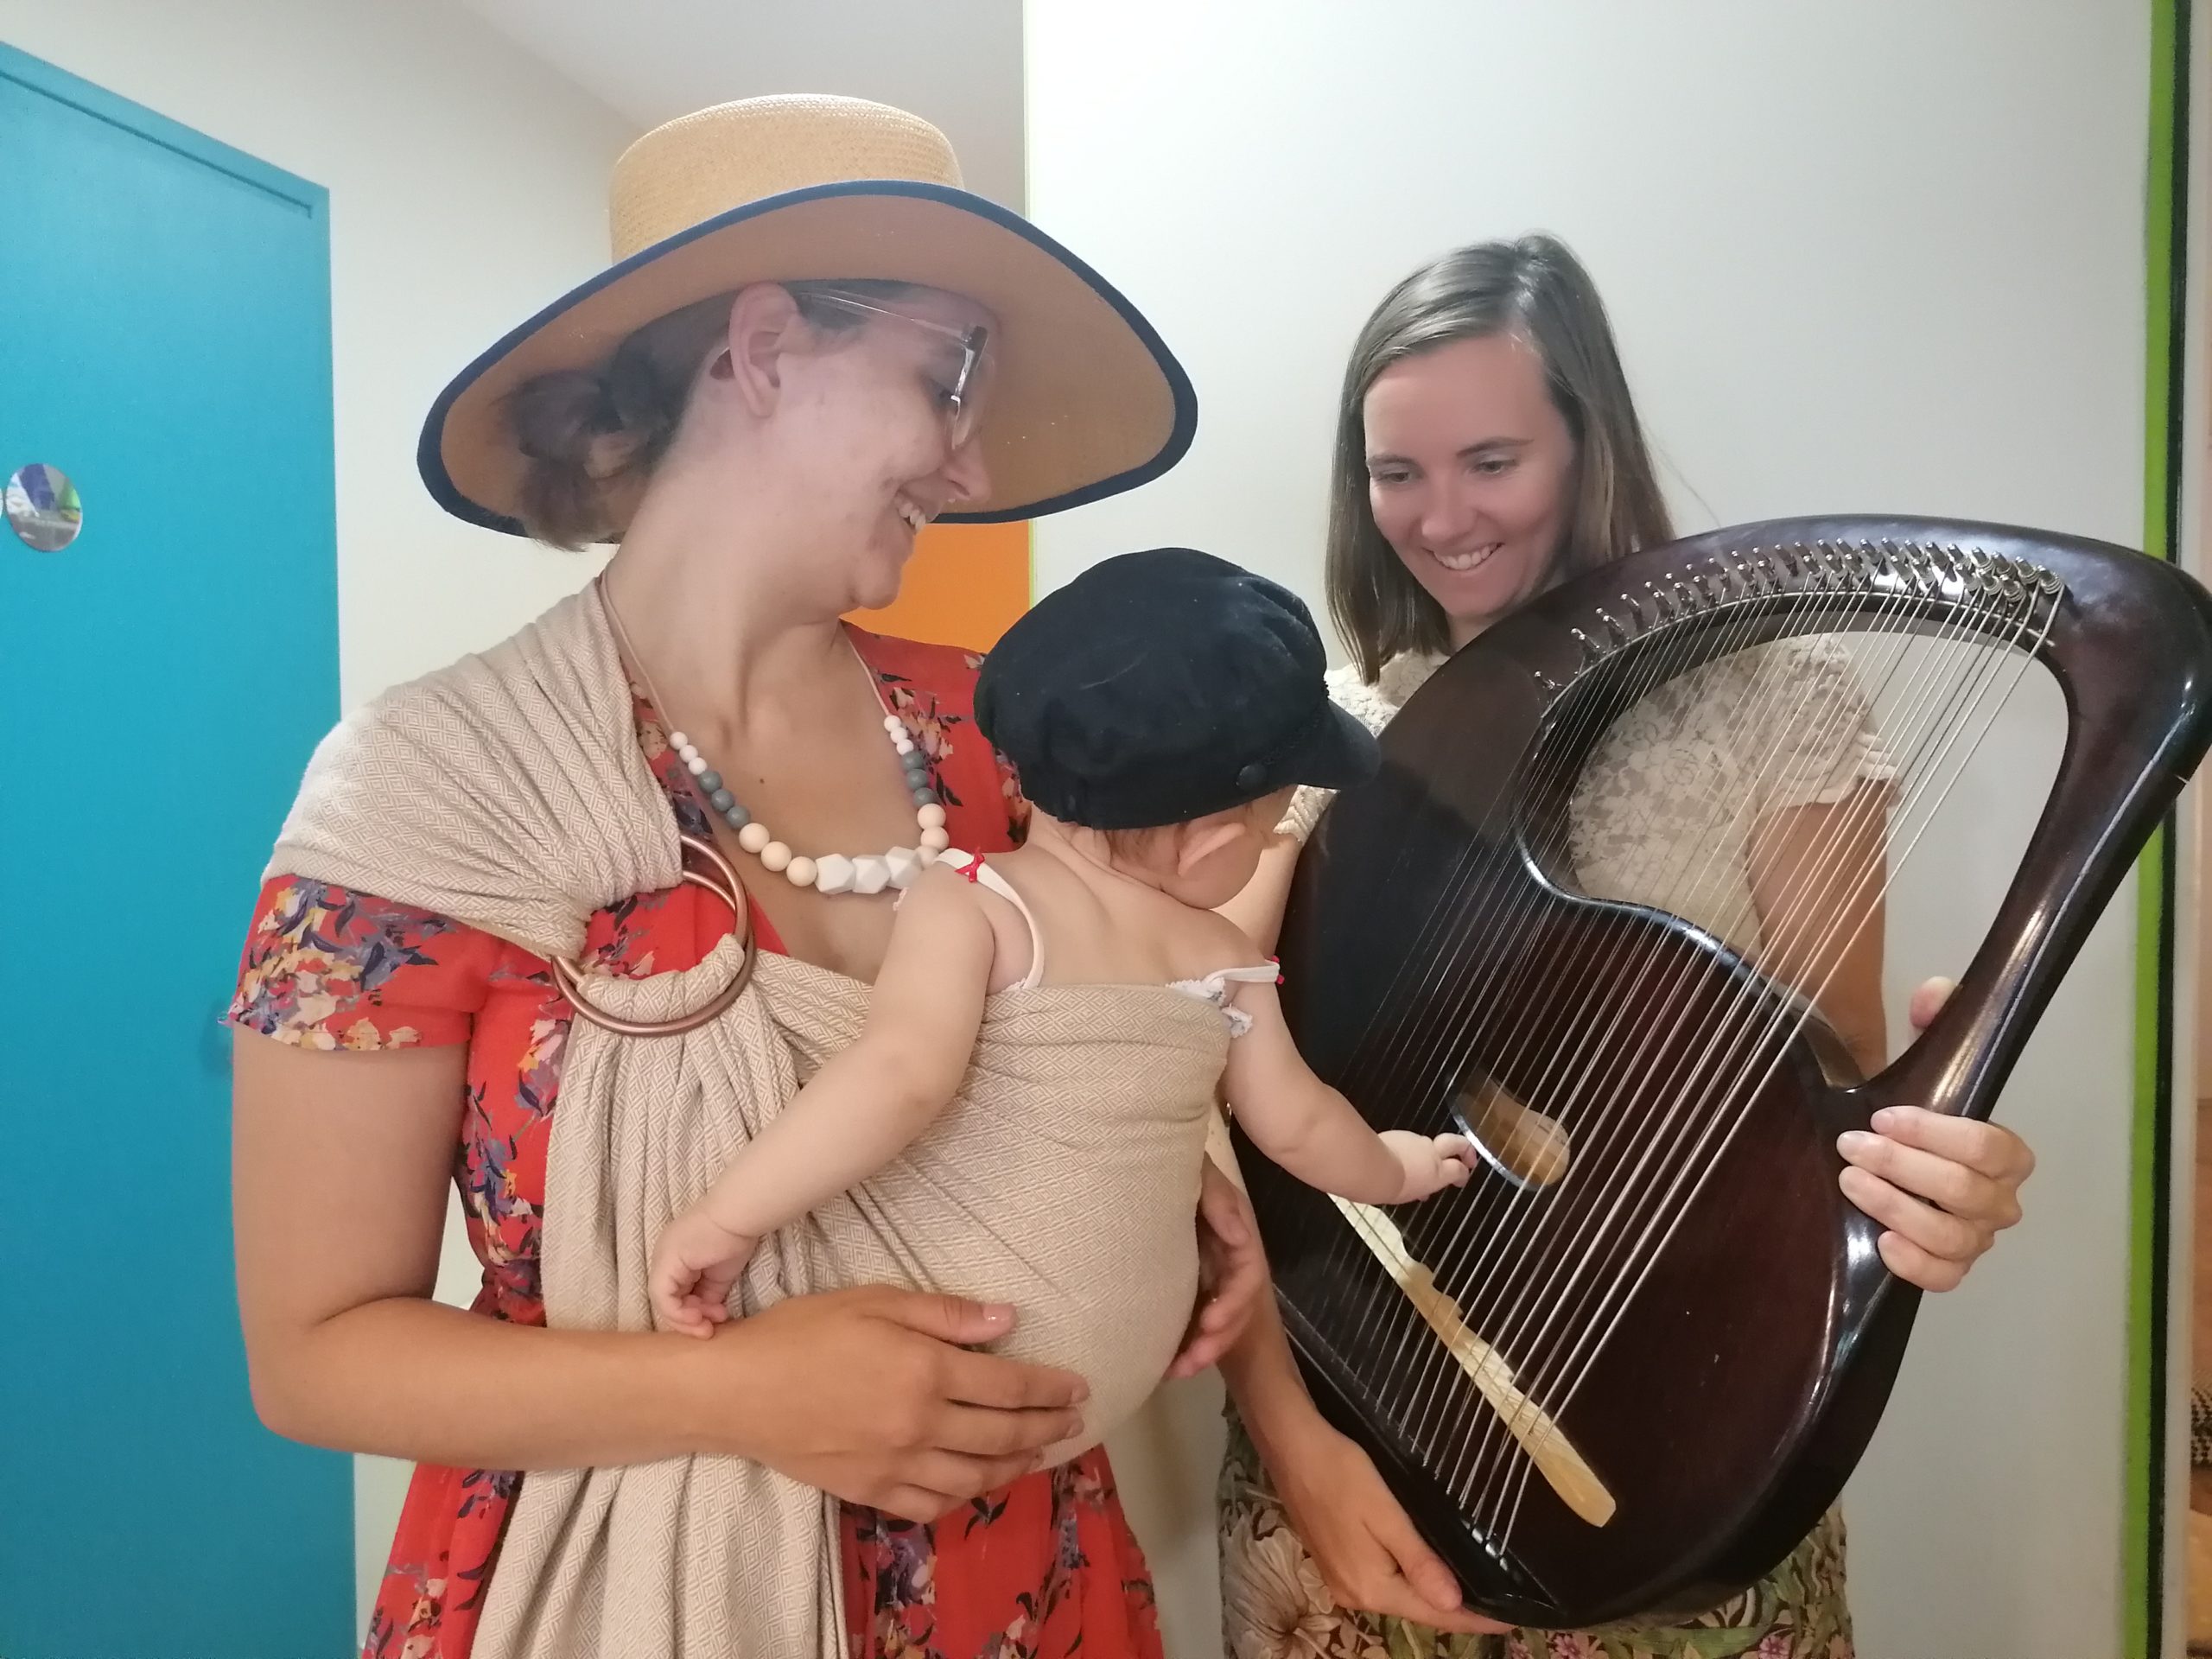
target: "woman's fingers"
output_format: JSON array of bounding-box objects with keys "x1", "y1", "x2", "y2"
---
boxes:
[
  {"x1": 1906, "y1": 974, "x2": 1957, "y2": 1032},
  {"x1": 928, "y1": 1400, "x2": 1085, "y2": 1461},
  {"x1": 1838, "y1": 1164, "x2": 1991, "y2": 1268},
  {"x1": 1836, "y1": 1129, "x2": 2014, "y2": 1227}
]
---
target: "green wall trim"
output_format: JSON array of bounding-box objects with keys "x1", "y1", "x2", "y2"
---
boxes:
[{"x1": 2126, "y1": 3, "x2": 2189, "y2": 1655}]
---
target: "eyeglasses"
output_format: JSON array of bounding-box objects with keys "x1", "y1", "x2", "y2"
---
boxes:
[{"x1": 807, "y1": 289, "x2": 990, "y2": 448}]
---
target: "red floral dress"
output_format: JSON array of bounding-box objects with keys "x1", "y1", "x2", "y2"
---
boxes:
[{"x1": 229, "y1": 627, "x2": 1165, "y2": 1659}]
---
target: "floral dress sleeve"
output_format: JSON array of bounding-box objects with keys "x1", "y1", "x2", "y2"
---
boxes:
[{"x1": 228, "y1": 874, "x2": 502, "y2": 1051}]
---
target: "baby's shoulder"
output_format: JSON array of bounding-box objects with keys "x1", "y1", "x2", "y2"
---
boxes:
[
  {"x1": 890, "y1": 858, "x2": 1037, "y2": 997},
  {"x1": 1162, "y1": 900, "x2": 1268, "y2": 982}
]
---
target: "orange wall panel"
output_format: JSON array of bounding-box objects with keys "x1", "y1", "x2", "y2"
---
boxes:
[{"x1": 849, "y1": 519, "x2": 1031, "y2": 651}]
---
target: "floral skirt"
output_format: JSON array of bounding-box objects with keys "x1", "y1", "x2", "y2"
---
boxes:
[
  {"x1": 1217, "y1": 1416, "x2": 1852, "y2": 1659},
  {"x1": 844, "y1": 1446, "x2": 1162, "y2": 1659}
]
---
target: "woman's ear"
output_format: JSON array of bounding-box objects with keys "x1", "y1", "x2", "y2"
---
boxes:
[{"x1": 721, "y1": 283, "x2": 806, "y2": 416}]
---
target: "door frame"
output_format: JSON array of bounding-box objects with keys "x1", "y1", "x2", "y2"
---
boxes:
[{"x1": 2139, "y1": 2, "x2": 2203, "y2": 1654}]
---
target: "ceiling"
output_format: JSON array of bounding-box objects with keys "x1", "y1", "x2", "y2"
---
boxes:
[{"x1": 456, "y1": 0, "x2": 1027, "y2": 207}]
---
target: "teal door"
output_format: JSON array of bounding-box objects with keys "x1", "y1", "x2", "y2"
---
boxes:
[{"x1": 0, "y1": 43, "x2": 350, "y2": 1654}]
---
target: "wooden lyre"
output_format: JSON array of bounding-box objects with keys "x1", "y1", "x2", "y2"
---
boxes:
[{"x1": 1242, "y1": 516, "x2": 2212, "y2": 1625}]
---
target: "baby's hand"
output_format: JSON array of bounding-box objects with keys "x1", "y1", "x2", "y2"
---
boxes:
[
  {"x1": 649, "y1": 1208, "x2": 760, "y2": 1338},
  {"x1": 1382, "y1": 1130, "x2": 1475, "y2": 1203}
]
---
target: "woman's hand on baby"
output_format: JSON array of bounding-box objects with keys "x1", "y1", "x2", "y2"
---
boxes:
[
  {"x1": 650, "y1": 1208, "x2": 760, "y2": 1337},
  {"x1": 1166, "y1": 1158, "x2": 1271, "y2": 1379},
  {"x1": 704, "y1": 1287, "x2": 1091, "y2": 1522},
  {"x1": 1384, "y1": 1131, "x2": 1475, "y2": 1203}
]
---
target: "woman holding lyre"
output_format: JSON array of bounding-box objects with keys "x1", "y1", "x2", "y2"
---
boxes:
[{"x1": 1215, "y1": 233, "x2": 2038, "y2": 1659}]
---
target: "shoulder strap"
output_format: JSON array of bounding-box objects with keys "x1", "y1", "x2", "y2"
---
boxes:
[
  {"x1": 1164, "y1": 963, "x2": 1283, "y2": 1039},
  {"x1": 1209, "y1": 963, "x2": 1282, "y2": 988},
  {"x1": 942, "y1": 849, "x2": 1046, "y2": 990}
]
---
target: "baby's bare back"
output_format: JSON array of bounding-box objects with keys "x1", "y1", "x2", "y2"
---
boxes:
[{"x1": 976, "y1": 843, "x2": 1258, "y2": 990}]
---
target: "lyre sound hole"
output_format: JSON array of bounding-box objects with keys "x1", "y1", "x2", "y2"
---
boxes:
[{"x1": 1455, "y1": 1077, "x2": 1572, "y2": 1190}]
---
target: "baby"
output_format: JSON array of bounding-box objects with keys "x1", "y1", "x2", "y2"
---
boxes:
[{"x1": 650, "y1": 548, "x2": 1471, "y2": 1351}]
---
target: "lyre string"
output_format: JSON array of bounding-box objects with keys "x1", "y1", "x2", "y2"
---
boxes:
[
  {"x1": 1485, "y1": 584, "x2": 2053, "y2": 1548},
  {"x1": 1307, "y1": 566, "x2": 1735, "y2": 1364},
  {"x1": 1424, "y1": 562, "x2": 1910, "y2": 1478},
  {"x1": 1325, "y1": 557, "x2": 1763, "y2": 1381},
  {"x1": 1454, "y1": 556, "x2": 2009, "y2": 1529},
  {"x1": 1266, "y1": 541, "x2": 2057, "y2": 1552},
  {"x1": 1323, "y1": 547, "x2": 1899, "y2": 1440},
  {"x1": 1444, "y1": 555, "x2": 1923, "y2": 1373},
  {"x1": 1458, "y1": 551, "x2": 2019, "y2": 1522},
  {"x1": 1368, "y1": 554, "x2": 1834, "y2": 1427},
  {"x1": 1471, "y1": 560, "x2": 2055, "y2": 1541},
  {"x1": 1402, "y1": 551, "x2": 1906, "y2": 1484},
  {"x1": 1378, "y1": 560, "x2": 1770, "y2": 1109},
  {"x1": 1309, "y1": 542, "x2": 2035, "y2": 1530}
]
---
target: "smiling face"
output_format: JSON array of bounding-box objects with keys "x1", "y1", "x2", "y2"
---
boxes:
[
  {"x1": 756, "y1": 286, "x2": 1000, "y2": 613},
  {"x1": 1361, "y1": 331, "x2": 1579, "y2": 650},
  {"x1": 1323, "y1": 237, "x2": 1677, "y2": 681}
]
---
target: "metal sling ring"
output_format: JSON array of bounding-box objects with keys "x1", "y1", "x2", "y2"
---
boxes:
[{"x1": 549, "y1": 833, "x2": 758, "y2": 1037}]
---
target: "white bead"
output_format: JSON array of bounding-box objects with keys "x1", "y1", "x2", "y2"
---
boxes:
[
  {"x1": 760, "y1": 841, "x2": 792, "y2": 874},
  {"x1": 851, "y1": 855, "x2": 892, "y2": 896},
  {"x1": 687, "y1": 755, "x2": 709, "y2": 777},
  {"x1": 892, "y1": 737, "x2": 915, "y2": 755},
  {"x1": 785, "y1": 855, "x2": 817, "y2": 888},
  {"x1": 882, "y1": 715, "x2": 906, "y2": 733},
  {"x1": 813, "y1": 854, "x2": 856, "y2": 895},
  {"x1": 916, "y1": 804, "x2": 947, "y2": 830},
  {"x1": 884, "y1": 848, "x2": 922, "y2": 890},
  {"x1": 668, "y1": 731, "x2": 690, "y2": 750},
  {"x1": 738, "y1": 822, "x2": 772, "y2": 854},
  {"x1": 918, "y1": 827, "x2": 950, "y2": 853},
  {"x1": 917, "y1": 845, "x2": 939, "y2": 866}
]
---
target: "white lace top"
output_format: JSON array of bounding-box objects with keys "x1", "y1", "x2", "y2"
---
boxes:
[{"x1": 1281, "y1": 638, "x2": 1894, "y2": 957}]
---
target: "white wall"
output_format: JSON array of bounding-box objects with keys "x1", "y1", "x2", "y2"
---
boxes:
[
  {"x1": 1032, "y1": 4, "x2": 2152, "y2": 1656},
  {"x1": 458, "y1": 0, "x2": 1029, "y2": 211},
  {"x1": 0, "y1": 0, "x2": 637, "y2": 1620}
]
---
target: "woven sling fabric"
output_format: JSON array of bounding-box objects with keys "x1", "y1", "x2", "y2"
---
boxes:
[{"x1": 268, "y1": 587, "x2": 1224, "y2": 1657}]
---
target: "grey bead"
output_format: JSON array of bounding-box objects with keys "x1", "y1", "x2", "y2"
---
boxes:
[
  {"x1": 709, "y1": 788, "x2": 735, "y2": 812},
  {"x1": 903, "y1": 754, "x2": 931, "y2": 776},
  {"x1": 724, "y1": 805, "x2": 751, "y2": 830},
  {"x1": 697, "y1": 770, "x2": 722, "y2": 793},
  {"x1": 912, "y1": 788, "x2": 939, "y2": 806}
]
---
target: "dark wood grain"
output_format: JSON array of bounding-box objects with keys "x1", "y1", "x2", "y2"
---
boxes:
[{"x1": 1240, "y1": 517, "x2": 2212, "y2": 1625}]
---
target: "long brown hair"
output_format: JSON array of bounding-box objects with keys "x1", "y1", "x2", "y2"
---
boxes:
[
  {"x1": 507, "y1": 280, "x2": 917, "y2": 549},
  {"x1": 1325, "y1": 234, "x2": 1675, "y2": 680}
]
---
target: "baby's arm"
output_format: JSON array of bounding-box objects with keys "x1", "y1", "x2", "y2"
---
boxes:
[
  {"x1": 649, "y1": 868, "x2": 996, "y2": 1334},
  {"x1": 1222, "y1": 978, "x2": 1471, "y2": 1206}
]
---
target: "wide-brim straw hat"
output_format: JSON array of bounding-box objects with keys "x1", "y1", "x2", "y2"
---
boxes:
[{"x1": 418, "y1": 94, "x2": 1197, "y2": 537}]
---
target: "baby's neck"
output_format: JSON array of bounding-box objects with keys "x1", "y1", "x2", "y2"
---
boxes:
[
  {"x1": 1014, "y1": 814, "x2": 1183, "y2": 906},
  {"x1": 993, "y1": 812, "x2": 1232, "y2": 990}
]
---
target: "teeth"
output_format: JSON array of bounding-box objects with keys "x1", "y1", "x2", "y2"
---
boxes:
[
  {"x1": 1433, "y1": 544, "x2": 1499, "y2": 574},
  {"x1": 896, "y1": 499, "x2": 928, "y2": 534}
]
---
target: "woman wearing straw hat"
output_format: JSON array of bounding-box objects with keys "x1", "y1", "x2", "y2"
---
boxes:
[{"x1": 228, "y1": 96, "x2": 1256, "y2": 1659}]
